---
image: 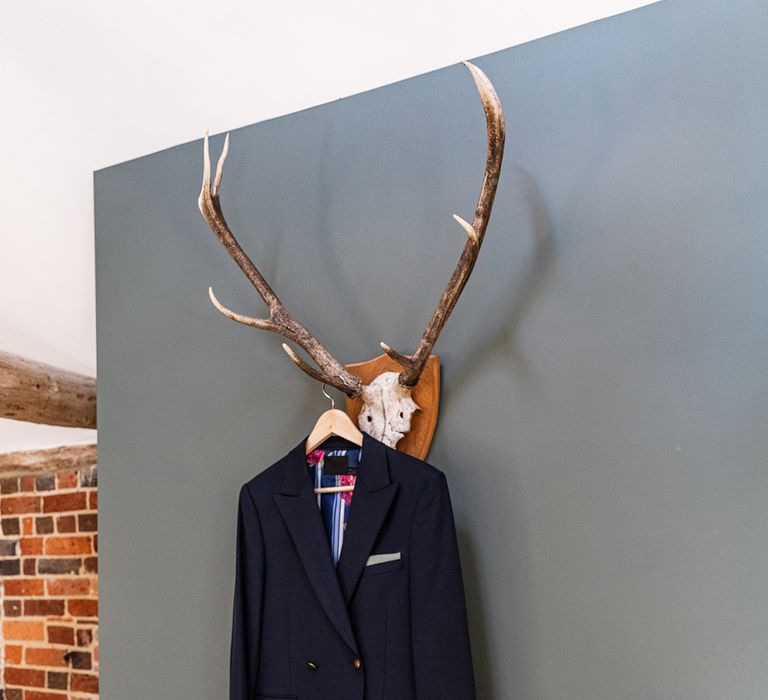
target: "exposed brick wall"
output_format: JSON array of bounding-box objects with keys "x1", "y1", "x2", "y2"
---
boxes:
[{"x1": 1, "y1": 467, "x2": 98, "y2": 699}]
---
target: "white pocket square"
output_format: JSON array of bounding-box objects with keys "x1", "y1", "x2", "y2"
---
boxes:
[{"x1": 366, "y1": 551, "x2": 401, "y2": 566}]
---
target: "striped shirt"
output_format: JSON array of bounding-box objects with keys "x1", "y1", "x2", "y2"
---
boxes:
[{"x1": 306, "y1": 447, "x2": 361, "y2": 566}]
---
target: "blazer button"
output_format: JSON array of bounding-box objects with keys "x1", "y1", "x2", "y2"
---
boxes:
[
  {"x1": 307, "y1": 661, "x2": 318, "y2": 670},
  {"x1": 353, "y1": 658, "x2": 362, "y2": 669}
]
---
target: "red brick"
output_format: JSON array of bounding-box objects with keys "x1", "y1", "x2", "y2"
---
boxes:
[
  {"x1": 76, "y1": 628, "x2": 93, "y2": 646},
  {"x1": 0, "y1": 537, "x2": 17, "y2": 555},
  {"x1": 48, "y1": 624, "x2": 75, "y2": 645},
  {"x1": 38, "y1": 558, "x2": 81, "y2": 574},
  {"x1": 43, "y1": 492, "x2": 86, "y2": 513},
  {"x1": 47, "y1": 670, "x2": 68, "y2": 690},
  {"x1": 20, "y1": 536, "x2": 44, "y2": 555},
  {"x1": 57, "y1": 470, "x2": 79, "y2": 489},
  {"x1": 23, "y1": 516, "x2": 34, "y2": 534},
  {"x1": 89, "y1": 491, "x2": 97, "y2": 510},
  {"x1": 3, "y1": 619, "x2": 45, "y2": 640},
  {"x1": 67, "y1": 598, "x2": 98, "y2": 618},
  {"x1": 56, "y1": 515, "x2": 76, "y2": 533},
  {"x1": 25, "y1": 691, "x2": 69, "y2": 700},
  {"x1": 4, "y1": 643, "x2": 23, "y2": 664},
  {"x1": 83, "y1": 556, "x2": 97, "y2": 573},
  {"x1": 47, "y1": 577, "x2": 95, "y2": 596},
  {"x1": 0, "y1": 558, "x2": 21, "y2": 575},
  {"x1": 0, "y1": 477, "x2": 19, "y2": 493},
  {"x1": 77, "y1": 513, "x2": 97, "y2": 532},
  {"x1": 24, "y1": 557, "x2": 37, "y2": 575},
  {"x1": 1, "y1": 495, "x2": 41, "y2": 514},
  {"x1": 20, "y1": 475, "x2": 35, "y2": 491},
  {"x1": 4, "y1": 665, "x2": 46, "y2": 687},
  {"x1": 63, "y1": 650, "x2": 91, "y2": 669},
  {"x1": 35, "y1": 474, "x2": 55, "y2": 491},
  {"x1": 3, "y1": 578, "x2": 45, "y2": 596},
  {"x1": 71, "y1": 672, "x2": 99, "y2": 693},
  {"x1": 36, "y1": 516, "x2": 54, "y2": 533},
  {"x1": 2, "y1": 516, "x2": 20, "y2": 534},
  {"x1": 26, "y1": 647, "x2": 68, "y2": 667},
  {"x1": 45, "y1": 536, "x2": 92, "y2": 556},
  {"x1": 24, "y1": 599, "x2": 65, "y2": 616},
  {"x1": 4, "y1": 599, "x2": 22, "y2": 616}
]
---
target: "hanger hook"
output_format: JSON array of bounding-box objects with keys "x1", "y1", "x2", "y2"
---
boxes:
[{"x1": 322, "y1": 382, "x2": 335, "y2": 410}]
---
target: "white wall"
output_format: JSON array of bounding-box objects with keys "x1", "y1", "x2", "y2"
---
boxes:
[{"x1": 0, "y1": 0, "x2": 657, "y2": 451}]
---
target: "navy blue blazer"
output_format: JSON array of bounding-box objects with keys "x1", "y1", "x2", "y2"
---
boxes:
[{"x1": 230, "y1": 429, "x2": 477, "y2": 699}]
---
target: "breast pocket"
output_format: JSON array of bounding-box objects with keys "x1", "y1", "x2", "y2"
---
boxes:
[{"x1": 362, "y1": 551, "x2": 404, "y2": 576}]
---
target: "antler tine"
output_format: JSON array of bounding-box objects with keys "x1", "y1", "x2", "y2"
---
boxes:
[
  {"x1": 380, "y1": 60, "x2": 506, "y2": 387},
  {"x1": 198, "y1": 132, "x2": 363, "y2": 397}
]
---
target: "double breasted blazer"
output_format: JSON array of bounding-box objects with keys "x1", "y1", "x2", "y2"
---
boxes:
[{"x1": 230, "y1": 429, "x2": 477, "y2": 700}]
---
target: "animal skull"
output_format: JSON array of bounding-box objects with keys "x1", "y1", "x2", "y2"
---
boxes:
[{"x1": 357, "y1": 372, "x2": 421, "y2": 448}]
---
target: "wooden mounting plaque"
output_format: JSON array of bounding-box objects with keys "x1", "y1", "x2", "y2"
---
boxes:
[{"x1": 344, "y1": 354, "x2": 440, "y2": 460}]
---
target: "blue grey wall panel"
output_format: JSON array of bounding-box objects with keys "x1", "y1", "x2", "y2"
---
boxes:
[{"x1": 95, "y1": 1, "x2": 768, "y2": 697}]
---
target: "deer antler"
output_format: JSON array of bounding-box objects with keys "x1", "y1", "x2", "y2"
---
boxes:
[
  {"x1": 379, "y1": 60, "x2": 506, "y2": 387},
  {"x1": 198, "y1": 132, "x2": 363, "y2": 397}
]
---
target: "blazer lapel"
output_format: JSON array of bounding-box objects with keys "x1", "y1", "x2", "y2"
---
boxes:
[
  {"x1": 272, "y1": 431, "x2": 398, "y2": 656},
  {"x1": 336, "y1": 432, "x2": 398, "y2": 605}
]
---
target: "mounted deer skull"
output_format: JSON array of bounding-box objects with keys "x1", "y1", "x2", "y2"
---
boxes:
[{"x1": 198, "y1": 60, "x2": 505, "y2": 452}]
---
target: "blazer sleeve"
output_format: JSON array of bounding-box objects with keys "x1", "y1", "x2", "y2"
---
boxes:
[
  {"x1": 409, "y1": 470, "x2": 477, "y2": 699},
  {"x1": 230, "y1": 483, "x2": 266, "y2": 700}
]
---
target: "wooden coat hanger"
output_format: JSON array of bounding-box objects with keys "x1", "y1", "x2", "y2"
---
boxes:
[{"x1": 306, "y1": 384, "x2": 362, "y2": 495}]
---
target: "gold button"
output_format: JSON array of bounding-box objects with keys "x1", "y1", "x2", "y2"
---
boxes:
[
  {"x1": 307, "y1": 660, "x2": 318, "y2": 670},
  {"x1": 353, "y1": 658, "x2": 361, "y2": 669}
]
